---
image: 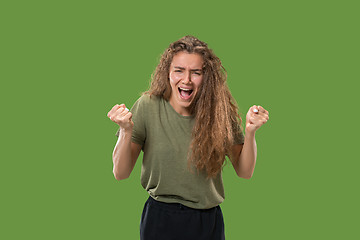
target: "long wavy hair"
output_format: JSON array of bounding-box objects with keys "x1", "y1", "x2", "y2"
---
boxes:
[{"x1": 145, "y1": 35, "x2": 243, "y2": 179}]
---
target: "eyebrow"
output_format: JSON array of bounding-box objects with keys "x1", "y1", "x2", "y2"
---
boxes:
[{"x1": 174, "y1": 66, "x2": 202, "y2": 71}]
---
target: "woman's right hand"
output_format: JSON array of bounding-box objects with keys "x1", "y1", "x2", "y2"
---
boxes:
[{"x1": 107, "y1": 104, "x2": 134, "y2": 130}]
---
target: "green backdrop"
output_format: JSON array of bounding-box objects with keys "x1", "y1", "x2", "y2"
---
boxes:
[{"x1": 1, "y1": 0, "x2": 358, "y2": 239}]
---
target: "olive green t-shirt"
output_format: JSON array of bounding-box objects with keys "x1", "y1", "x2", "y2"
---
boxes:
[{"x1": 115, "y1": 94, "x2": 244, "y2": 209}]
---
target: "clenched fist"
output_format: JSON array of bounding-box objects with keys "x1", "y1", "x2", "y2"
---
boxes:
[
  {"x1": 107, "y1": 104, "x2": 134, "y2": 131},
  {"x1": 245, "y1": 105, "x2": 269, "y2": 134}
]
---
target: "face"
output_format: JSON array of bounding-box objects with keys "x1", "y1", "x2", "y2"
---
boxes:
[{"x1": 168, "y1": 51, "x2": 204, "y2": 116}]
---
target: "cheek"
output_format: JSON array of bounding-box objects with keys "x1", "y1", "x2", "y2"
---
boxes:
[
  {"x1": 169, "y1": 72, "x2": 181, "y2": 84},
  {"x1": 193, "y1": 77, "x2": 203, "y2": 88}
]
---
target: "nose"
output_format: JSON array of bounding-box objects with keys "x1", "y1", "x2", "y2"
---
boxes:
[{"x1": 182, "y1": 71, "x2": 191, "y2": 84}]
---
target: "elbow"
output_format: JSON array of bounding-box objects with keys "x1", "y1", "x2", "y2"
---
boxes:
[
  {"x1": 238, "y1": 172, "x2": 253, "y2": 179},
  {"x1": 113, "y1": 170, "x2": 129, "y2": 181},
  {"x1": 113, "y1": 173, "x2": 129, "y2": 181},
  {"x1": 242, "y1": 174, "x2": 253, "y2": 180}
]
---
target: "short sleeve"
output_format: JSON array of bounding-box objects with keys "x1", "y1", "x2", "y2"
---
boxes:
[{"x1": 115, "y1": 95, "x2": 147, "y2": 147}]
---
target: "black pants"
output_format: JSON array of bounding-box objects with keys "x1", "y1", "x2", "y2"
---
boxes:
[{"x1": 140, "y1": 196, "x2": 225, "y2": 240}]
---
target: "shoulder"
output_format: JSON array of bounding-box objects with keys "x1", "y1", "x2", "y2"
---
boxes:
[
  {"x1": 136, "y1": 93, "x2": 162, "y2": 105},
  {"x1": 131, "y1": 93, "x2": 163, "y2": 115}
]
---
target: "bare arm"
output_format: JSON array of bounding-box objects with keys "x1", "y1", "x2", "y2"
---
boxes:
[
  {"x1": 230, "y1": 105, "x2": 269, "y2": 179},
  {"x1": 230, "y1": 132, "x2": 257, "y2": 179},
  {"x1": 112, "y1": 129, "x2": 142, "y2": 180},
  {"x1": 108, "y1": 104, "x2": 142, "y2": 180}
]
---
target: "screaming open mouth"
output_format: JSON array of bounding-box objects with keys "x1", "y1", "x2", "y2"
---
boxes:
[{"x1": 178, "y1": 87, "x2": 193, "y2": 100}]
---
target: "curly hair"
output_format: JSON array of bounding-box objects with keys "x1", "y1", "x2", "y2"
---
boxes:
[{"x1": 145, "y1": 35, "x2": 243, "y2": 179}]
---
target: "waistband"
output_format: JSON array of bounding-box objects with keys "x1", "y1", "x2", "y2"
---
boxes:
[{"x1": 146, "y1": 195, "x2": 218, "y2": 212}]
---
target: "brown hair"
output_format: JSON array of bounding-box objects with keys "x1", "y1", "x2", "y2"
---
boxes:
[{"x1": 145, "y1": 35, "x2": 243, "y2": 179}]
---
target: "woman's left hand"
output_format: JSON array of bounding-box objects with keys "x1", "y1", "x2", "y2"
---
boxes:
[{"x1": 245, "y1": 105, "x2": 269, "y2": 134}]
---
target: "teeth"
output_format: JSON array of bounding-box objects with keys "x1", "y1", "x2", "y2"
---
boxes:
[{"x1": 179, "y1": 87, "x2": 192, "y2": 91}]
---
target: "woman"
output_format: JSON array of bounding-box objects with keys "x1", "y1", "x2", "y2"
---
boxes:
[{"x1": 107, "y1": 35, "x2": 269, "y2": 240}]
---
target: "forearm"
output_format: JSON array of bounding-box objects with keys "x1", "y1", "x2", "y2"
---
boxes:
[
  {"x1": 112, "y1": 128, "x2": 133, "y2": 180},
  {"x1": 238, "y1": 130, "x2": 257, "y2": 179}
]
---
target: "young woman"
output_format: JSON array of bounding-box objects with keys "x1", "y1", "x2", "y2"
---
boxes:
[{"x1": 107, "y1": 35, "x2": 269, "y2": 240}]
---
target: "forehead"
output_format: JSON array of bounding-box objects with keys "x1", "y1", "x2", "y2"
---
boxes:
[{"x1": 170, "y1": 52, "x2": 204, "y2": 69}]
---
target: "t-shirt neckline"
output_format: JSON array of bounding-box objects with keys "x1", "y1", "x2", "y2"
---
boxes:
[{"x1": 164, "y1": 98, "x2": 194, "y2": 120}]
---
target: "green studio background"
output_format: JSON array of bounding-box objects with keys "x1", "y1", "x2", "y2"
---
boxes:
[{"x1": 1, "y1": 0, "x2": 358, "y2": 239}]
